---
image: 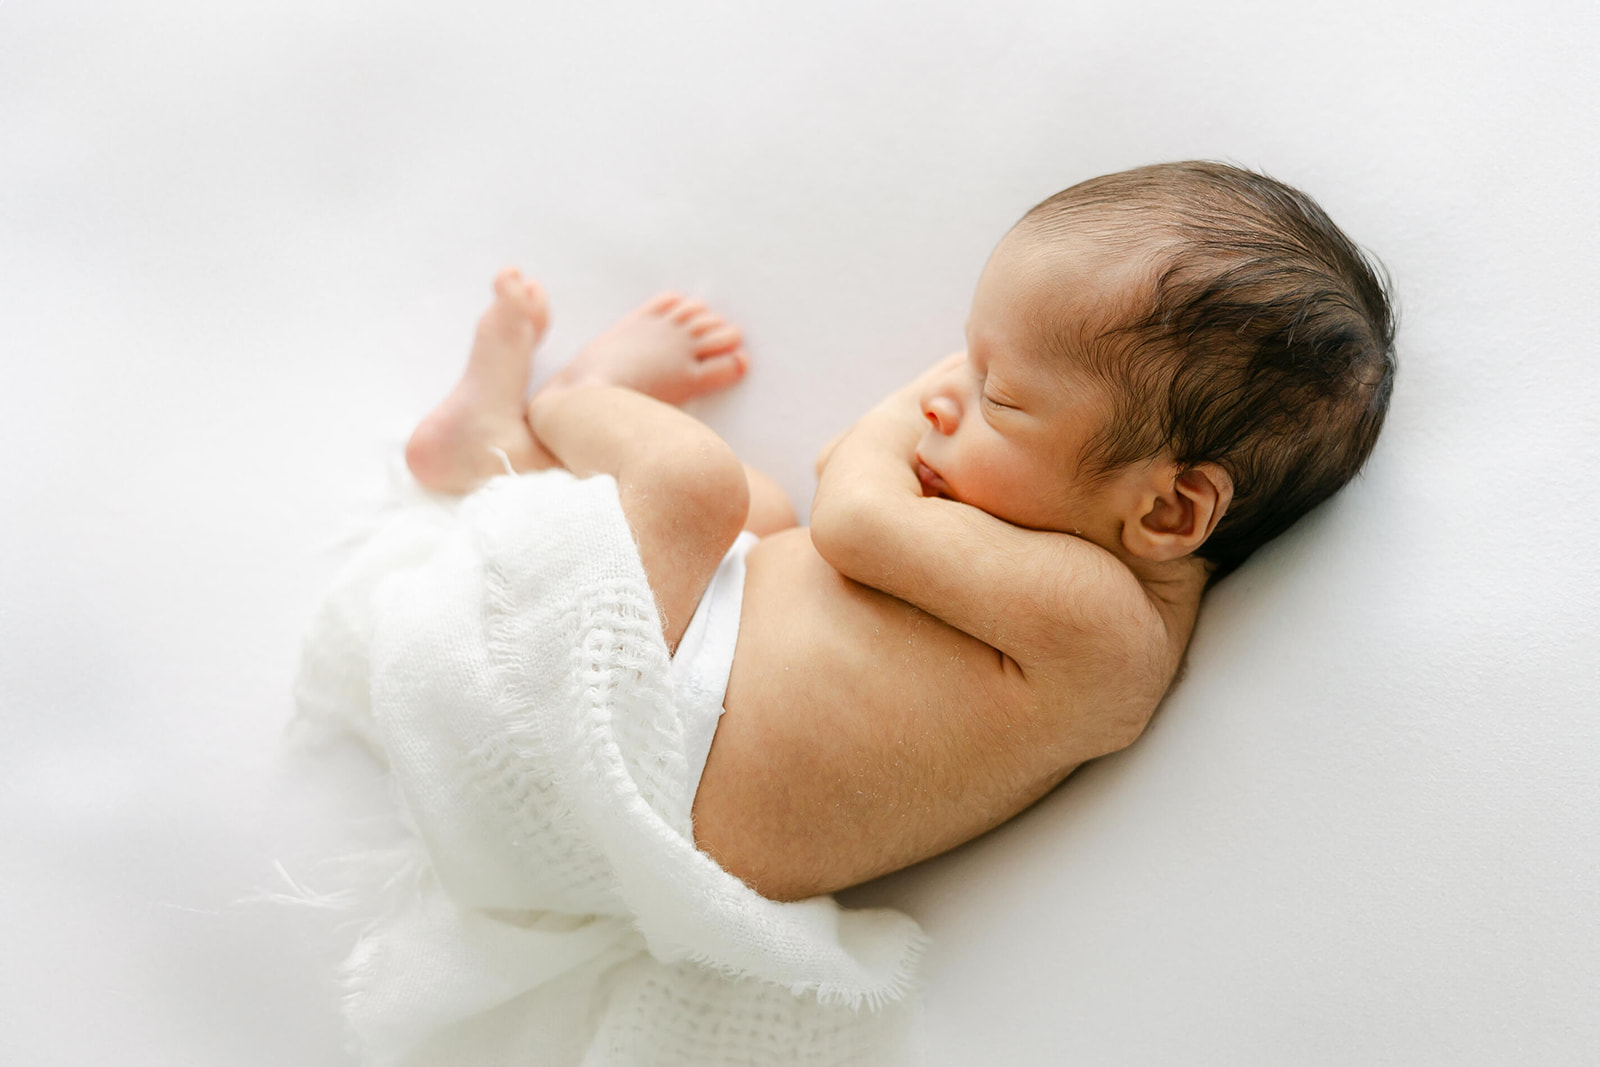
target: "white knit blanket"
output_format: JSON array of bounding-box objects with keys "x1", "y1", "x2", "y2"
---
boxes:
[{"x1": 294, "y1": 469, "x2": 926, "y2": 1066}]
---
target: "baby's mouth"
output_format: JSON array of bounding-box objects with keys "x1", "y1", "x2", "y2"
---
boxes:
[{"x1": 914, "y1": 457, "x2": 951, "y2": 498}]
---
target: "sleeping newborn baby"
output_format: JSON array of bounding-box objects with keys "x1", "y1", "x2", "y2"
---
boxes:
[
  {"x1": 302, "y1": 160, "x2": 1394, "y2": 1059},
  {"x1": 399, "y1": 159, "x2": 1395, "y2": 904},
  {"x1": 396, "y1": 160, "x2": 1388, "y2": 908}
]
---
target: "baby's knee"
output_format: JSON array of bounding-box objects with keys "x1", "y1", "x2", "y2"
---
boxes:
[
  {"x1": 622, "y1": 438, "x2": 750, "y2": 650},
  {"x1": 679, "y1": 443, "x2": 753, "y2": 546},
  {"x1": 635, "y1": 438, "x2": 751, "y2": 551}
]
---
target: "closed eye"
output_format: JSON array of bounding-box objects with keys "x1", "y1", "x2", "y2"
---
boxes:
[{"x1": 982, "y1": 393, "x2": 1016, "y2": 411}]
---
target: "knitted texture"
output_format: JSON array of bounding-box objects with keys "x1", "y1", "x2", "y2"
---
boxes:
[{"x1": 296, "y1": 469, "x2": 926, "y2": 1065}]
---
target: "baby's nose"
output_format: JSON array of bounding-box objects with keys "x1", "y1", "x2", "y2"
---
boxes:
[{"x1": 922, "y1": 394, "x2": 960, "y2": 434}]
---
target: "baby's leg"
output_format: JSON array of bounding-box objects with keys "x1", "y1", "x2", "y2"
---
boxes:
[
  {"x1": 525, "y1": 294, "x2": 768, "y2": 646},
  {"x1": 406, "y1": 278, "x2": 758, "y2": 488},
  {"x1": 551, "y1": 295, "x2": 795, "y2": 535},
  {"x1": 406, "y1": 273, "x2": 796, "y2": 534},
  {"x1": 406, "y1": 270, "x2": 760, "y2": 649},
  {"x1": 550, "y1": 291, "x2": 749, "y2": 404},
  {"x1": 741, "y1": 464, "x2": 798, "y2": 536},
  {"x1": 405, "y1": 269, "x2": 558, "y2": 494},
  {"x1": 528, "y1": 383, "x2": 748, "y2": 651}
]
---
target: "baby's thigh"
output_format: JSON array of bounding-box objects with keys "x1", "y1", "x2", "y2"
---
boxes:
[
  {"x1": 614, "y1": 443, "x2": 751, "y2": 652},
  {"x1": 740, "y1": 464, "x2": 798, "y2": 537}
]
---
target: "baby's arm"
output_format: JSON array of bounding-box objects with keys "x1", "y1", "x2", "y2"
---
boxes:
[{"x1": 809, "y1": 362, "x2": 1126, "y2": 674}]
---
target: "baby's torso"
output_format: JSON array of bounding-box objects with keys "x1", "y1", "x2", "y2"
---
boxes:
[{"x1": 691, "y1": 526, "x2": 1185, "y2": 899}]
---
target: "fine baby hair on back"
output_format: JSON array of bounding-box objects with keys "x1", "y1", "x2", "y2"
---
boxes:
[{"x1": 1018, "y1": 160, "x2": 1397, "y2": 581}]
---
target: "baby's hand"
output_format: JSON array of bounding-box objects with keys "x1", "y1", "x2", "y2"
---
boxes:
[
  {"x1": 840, "y1": 350, "x2": 967, "y2": 471},
  {"x1": 816, "y1": 352, "x2": 964, "y2": 479},
  {"x1": 870, "y1": 351, "x2": 966, "y2": 422},
  {"x1": 814, "y1": 429, "x2": 847, "y2": 479}
]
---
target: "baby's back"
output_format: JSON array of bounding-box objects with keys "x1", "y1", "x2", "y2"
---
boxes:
[{"x1": 690, "y1": 525, "x2": 1182, "y2": 901}]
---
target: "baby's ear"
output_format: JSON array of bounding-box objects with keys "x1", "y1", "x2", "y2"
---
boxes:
[{"x1": 1122, "y1": 462, "x2": 1233, "y2": 563}]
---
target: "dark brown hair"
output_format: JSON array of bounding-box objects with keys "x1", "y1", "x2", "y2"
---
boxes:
[{"x1": 1019, "y1": 161, "x2": 1397, "y2": 580}]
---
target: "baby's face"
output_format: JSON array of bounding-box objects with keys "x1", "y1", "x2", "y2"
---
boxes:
[{"x1": 914, "y1": 229, "x2": 1149, "y2": 536}]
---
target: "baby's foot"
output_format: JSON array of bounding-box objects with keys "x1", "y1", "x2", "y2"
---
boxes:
[
  {"x1": 555, "y1": 292, "x2": 749, "y2": 406},
  {"x1": 405, "y1": 267, "x2": 550, "y2": 494}
]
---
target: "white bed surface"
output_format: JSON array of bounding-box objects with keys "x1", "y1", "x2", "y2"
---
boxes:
[{"x1": 1, "y1": 1, "x2": 1595, "y2": 1063}]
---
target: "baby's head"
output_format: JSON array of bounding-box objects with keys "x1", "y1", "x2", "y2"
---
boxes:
[{"x1": 917, "y1": 161, "x2": 1395, "y2": 582}]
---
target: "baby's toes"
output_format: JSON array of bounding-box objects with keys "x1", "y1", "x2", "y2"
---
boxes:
[
  {"x1": 686, "y1": 309, "x2": 725, "y2": 337},
  {"x1": 691, "y1": 348, "x2": 749, "y2": 393},
  {"x1": 518, "y1": 279, "x2": 550, "y2": 335},
  {"x1": 645, "y1": 291, "x2": 683, "y2": 315},
  {"x1": 694, "y1": 322, "x2": 743, "y2": 356},
  {"x1": 490, "y1": 267, "x2": 549, "y2": 335},
  {"x1": 492, "y1": 266, "x2": 525, "y2": 298},
  {"x1": 669, "y1": 298, "x2": 708, "y2": 325}
]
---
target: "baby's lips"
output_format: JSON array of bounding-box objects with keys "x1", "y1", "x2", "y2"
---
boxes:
[{"x1": 914, "y1": 458, "x2": 949, "y2": 498}]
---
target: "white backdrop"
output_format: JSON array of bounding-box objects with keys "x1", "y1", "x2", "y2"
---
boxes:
[{"x1": 1, "y1": 1, "x2": 1595, "y2": 1063}]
